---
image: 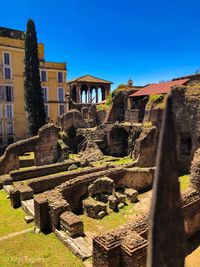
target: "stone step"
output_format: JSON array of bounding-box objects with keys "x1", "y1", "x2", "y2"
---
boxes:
[
  {"x1": 21, "y1": 199, "x2": 35, "y2": 216},
  {"x1": 55, "y1": 229, "x2": 92, "y2": 260},
  {"x1": 3, "y1": 185, "x2": 14, "y2": 194}
]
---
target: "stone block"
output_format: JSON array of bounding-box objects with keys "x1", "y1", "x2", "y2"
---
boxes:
[
  {"x1": 68, "y1": 164, "x2": 78, "y2": 171},
  {"x1": 83, "y1": 198, "x2": 107, "y2": 219},
  {"x1": 118, "y1": 203, "x2": 125, "y2": 209},
  {"x1": 88, "y1": 177, "x2": 114, "y2": 197},
  {"x1": 98, "y1": 211, "x2": 107, "y2": 219},
  {"x1": 108, "y1": 195, "x2": 118, "y2": 211},
  {"x1": 125, "y1": 188, "x2": 138, "y2": 203},
  {"x1": 115, "y1": 192, "x2": 126, "y2": 204},
  {"x1": 60, "y1": 211, "x2": 84, "y2": 237},
  {"x1": 24, "y1": 215, "x2": 34, "y2": 223}
]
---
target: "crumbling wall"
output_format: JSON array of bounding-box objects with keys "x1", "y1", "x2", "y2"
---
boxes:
[
  {"x1": 118, "y1": 167, "x2": 155, "y2": 191},
  {"x1": 133, "y1": 127, "x2": 158, "y2": 167},
  {"x1": 172, "y1": 86, "x2": 200, "y2": 173},
  {"x1": 0, "y1": 124, "x2": 59, "y2": 174},
  {"x1": 60, "y1": 110, "x2": 88, "y2": 131},
  {"x1": 106, "y1": 91, "x2": 128, "y2": 123},
  {"x1": 9, "y1": 160, "x2": 80, "y2": 181}
]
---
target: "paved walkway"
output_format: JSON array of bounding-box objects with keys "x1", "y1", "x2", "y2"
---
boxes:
[{"x1": 0, "y1": 228, "x2": 33, "y2": 242}]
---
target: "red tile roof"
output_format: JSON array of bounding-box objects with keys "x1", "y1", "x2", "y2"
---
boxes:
[{"x1": 129, "y1": 79, "x2": 189, "y2": 97}]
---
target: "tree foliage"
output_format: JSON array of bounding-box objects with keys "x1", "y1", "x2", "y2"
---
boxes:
[{"x1": 24, "y1": 19, "x2": 46, "y2": 135}]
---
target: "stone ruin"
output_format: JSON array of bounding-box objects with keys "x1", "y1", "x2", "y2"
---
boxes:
[{"x1": 0, "y1": 84, "x2": 200, "y2": 265}]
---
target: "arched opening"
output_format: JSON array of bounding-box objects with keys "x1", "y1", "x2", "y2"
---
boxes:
[
  {"x1": 90, "y1": 87, "x2": 96, "y2": 103},
  {"x1": 72, "y1": 86, "x2": 77, "y2": 102},
  {"x1": 98, "y1": 88, "x2": 102, "y2": 102},
  {"x1": 81, "y1": 84, "x2": 88, "y2": 103},
  {"x1": 81, "y1": 90, "x2": 86, "y2": 103},
  {"x1": 109, "y1": 128, "x2": 129, "y2": 157}
]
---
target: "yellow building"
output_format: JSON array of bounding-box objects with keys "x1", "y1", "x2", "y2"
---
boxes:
[{"x1": 0, "y1": 27, "x2": 67, "y2": 150}]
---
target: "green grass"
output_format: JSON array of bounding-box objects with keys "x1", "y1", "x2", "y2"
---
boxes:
[
  {"x1": 0, "y1": 232, "x2": 83, "y2": 267},
  {"x1": 91, "y1": 156, "x2": 134, "y2": 167},
  {"x1": 0, "y1": 190, "x2": 34, "y2": 237},
  {"x1": 0, "y1": 190, "x2": 84, "y2": 267},
  {"x1": 179, "y1": 175, "x2": 190, "y2": 191},
  {"x1": 80, "y1": 200, "x2": 143, "y2": 233},
  {"x1": 19, "y1": 152, "x2": 35, "y2": 161},
  {"x1": 146, "y1": 94, "x2": 167, "y2": 110}
]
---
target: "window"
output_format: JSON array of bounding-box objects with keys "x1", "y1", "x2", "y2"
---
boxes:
[
  {"x1": 41, "y1": 70, "x2": 47, "y2": 82},
  {"x1": 4, "y1": 67, "x2": 12, "y2": 80},
  {"x1": 44, "y1": 104, "x2": 49, "y2": 119},
  {"x1": 6, "y1": 104, "x2": 13, "y2": 118},
  {"x1": 59, "y1": 104, "x2": 65, "y2": 116},
  {"x1": 58, "y1": 87, "x2": 64, "y2": 102},
  {"x1": 7, "y1": 121, "x2": 14, "y2": 135},
  {"x1": 3, "y1": 52, "x2": 11, "y2": 65},
  {"x1": 7, "y1": 136, "x2": 14, "y2": 145},
  {"x1": 5, "y1": 86, "x2": 14, "y2": 102},
  {"x1": 57, "y1": 72, "x2": 63, "y2": 83},
  {"x1": 42, "y1": 87, "x2": 48, "y2": 102}
]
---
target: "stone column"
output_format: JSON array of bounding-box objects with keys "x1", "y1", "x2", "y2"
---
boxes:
[
  {"x1": 88, "y1": 89, "x2": 90, "y2": 103},
  {"x1": 85, "y1": 90, "x2": 88, "y2": 103},
  {"x1": 96, "y1": 88, "x2": 99, "y2": 103},
  {"x1": 76, "y1": 84, "x2": 81, "y2": 103},
  {"x1": 102, "y1": 88, "x2": 106, "y2": 101}
]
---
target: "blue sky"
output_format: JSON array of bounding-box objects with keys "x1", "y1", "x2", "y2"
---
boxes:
[{"x1": 1, "y1": 0, "x2": 200, "y2": 89}]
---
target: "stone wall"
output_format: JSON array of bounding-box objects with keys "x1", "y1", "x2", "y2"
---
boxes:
[
  {"x1": 106, "y1": 91, "x2": 128, "y2": 123},
  {"x1": 60, "y1": 110, "x2": 88, "y2": 131},
  {"x1": 125, "y1": 109, "x2": 140, "y2": 123},
  {"x1": 9, "y1": 160, "x2": 80, "y2": 181},
  {"x1": 118, "y1": 167, "x2": 155, "y2": 191},
  {"x1": 133, "y1": 127, "x2": 159, "y2": 167},
  {"x1": 0, "y1": 124, "x2": 60, "y2": 175},
  {"x1": 93, "y1": 189, "x2": 200, "y2": 267},
  {"x1": 143, "y1": 108, "x2": 163, "y2": 126},
  {"x1": 33, "y1": 166, "x2": 154, "y2": 232},
  {"x1": 9, "y1": 166, "x2": 112, "y2": 208},
  {"x1": 171, "y1": 86, "x2": 200, "y2": 173}
]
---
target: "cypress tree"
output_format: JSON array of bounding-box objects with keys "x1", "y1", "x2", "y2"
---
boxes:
[{"x1": 24, "y1": 19, "x2": 46, "y2": 135}]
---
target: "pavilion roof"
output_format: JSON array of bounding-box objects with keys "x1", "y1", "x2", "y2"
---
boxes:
[{"x1": 67, "y1": 75, "x2": 113, "y2": 84}]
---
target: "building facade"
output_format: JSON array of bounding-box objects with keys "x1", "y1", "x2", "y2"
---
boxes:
[{"x1": 0, "y1": 27, "x2": 67, "y2": 149}]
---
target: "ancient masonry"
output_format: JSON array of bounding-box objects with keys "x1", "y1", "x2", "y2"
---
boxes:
[{"x1": 0, "y1": 83, "x2": 200, "y2": 266}]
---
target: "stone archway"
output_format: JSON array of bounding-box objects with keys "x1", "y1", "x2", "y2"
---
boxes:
[{"x1": 109, "y1": 127, "x2": 129, "y2": 156}]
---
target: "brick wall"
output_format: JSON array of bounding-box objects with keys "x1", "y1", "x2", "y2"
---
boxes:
[{"x1": 0, "y1": 123, "x2": 60, "y2": 174}]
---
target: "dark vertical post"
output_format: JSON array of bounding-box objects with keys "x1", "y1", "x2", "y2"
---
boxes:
[{"x1": 147, "y1": 94, "x2": 185, "y2": 267}]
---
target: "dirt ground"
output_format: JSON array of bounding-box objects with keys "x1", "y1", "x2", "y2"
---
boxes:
[{"x1": 186, "y1": 233, "x2": 200, "y2": 267}]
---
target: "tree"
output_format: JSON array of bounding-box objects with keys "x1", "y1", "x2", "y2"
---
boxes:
[{"x1": 24, "y1": 19, "x2": 46, "y2": 135}]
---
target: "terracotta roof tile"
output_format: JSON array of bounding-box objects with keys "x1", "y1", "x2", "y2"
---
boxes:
[{"x1": 129, "y1": 79, "x2": 189, "y2": 97}]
